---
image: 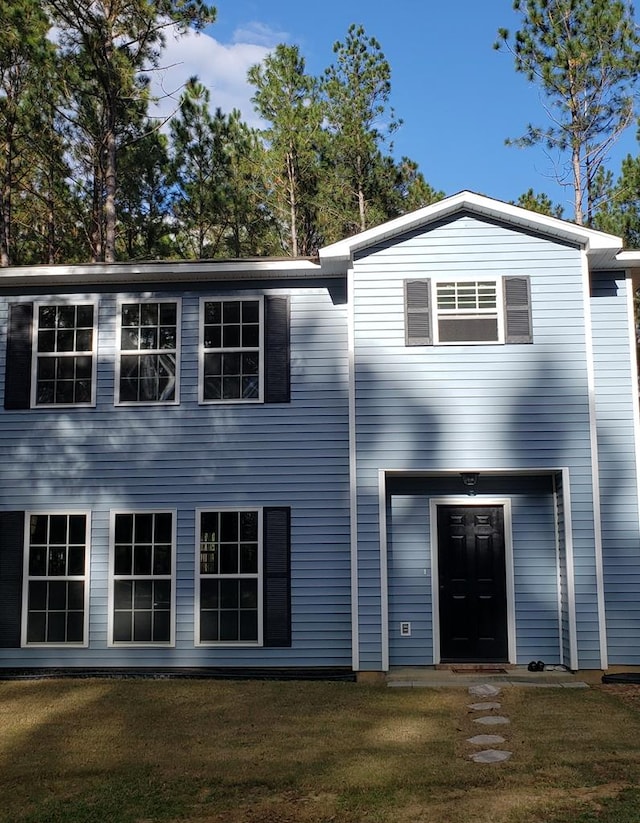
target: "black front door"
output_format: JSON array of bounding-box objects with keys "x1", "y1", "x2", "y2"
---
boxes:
[{"x1": 437, "y1": 505, "x2": 508, "y2": 662}]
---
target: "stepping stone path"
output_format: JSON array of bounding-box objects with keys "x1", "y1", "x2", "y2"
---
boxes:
[{"x1": 464, "y1": 684, "x2": 513, "y2": 764}]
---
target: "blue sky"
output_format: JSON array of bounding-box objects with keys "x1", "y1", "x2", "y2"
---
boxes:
[{"x1": 156, "y1": 0, "x2": 640, "y2": 218}]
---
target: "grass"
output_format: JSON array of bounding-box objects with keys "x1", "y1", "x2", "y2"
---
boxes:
[{"x1": 1, "y1": 679, "x2": 640, "y2": 822}]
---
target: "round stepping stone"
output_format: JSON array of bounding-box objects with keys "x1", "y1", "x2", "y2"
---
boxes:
[
  {"x1": 468, "y1": 684, "x2": 501, "y2": 697},
  {"x1": 468, "y1": 701, "x2": 501, "y2": 711},
  {"x1": 470, "y1": 749, "x2": 512, "y2": 764},
  {"x1": 473, "y1": 715, "x2": 510, "y2": 725},
  {"x1": 467, "y1": 734, "x2": 506, "y2": 746}
]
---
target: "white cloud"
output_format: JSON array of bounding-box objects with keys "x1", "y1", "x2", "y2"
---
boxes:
[
  {"x1": 148, "y1": 28, "x2": 274, "y2": 128},
  {"x1": 232, "y1": 21, "x2": 289, "y2": 47}
]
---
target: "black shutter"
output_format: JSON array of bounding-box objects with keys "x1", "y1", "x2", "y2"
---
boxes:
[
  {"x1": 405, "y1": 279, "x2": 432, "y2": 345},
  {"x1": 504, "y1": 276, "x2": 533, "y2": 343},
  {"x1": 4, "y1": 303, "x2": 33, "y2": 409},
  {"x1": 263, "y1": 507, "x2": 291, "y2": 647},
  {"x1": 265, "y1": 296, "x2": 290, "y2": 403},
  {"x1": 0, "y1": 511, "x2": 25, "y2": 648}
]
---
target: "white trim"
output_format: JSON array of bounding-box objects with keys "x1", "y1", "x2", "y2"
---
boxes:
[
  {"x1": 429, "y1": 496, "x2": 516, "y2": 665},
  {"x1": 625, "y1": 272, "x2": 640, "y2": 534},
  {"x1": 378, "y1": 470, "x2": 389, "y2": 671},
  {"x1": 21, "y1": 510, "x2": 91, "y2": 648},
  {"x1": 347, "y1": 267, "x2": 360, "y2": 671},
  {"x1": 198, "y1": 295, "x2": 264, "y2": 405},
  {"x1": 581, "y1": 251, "x2": 608, "y2": 670},
  {"x1": 194, "y1": 507, "x2": 263, "y2": 648},
  {"x1": 562, "y1": 468, "x2": 580, "y2": 670},
  {"x1": 115, "y1": 297, "x2": 181, "y2": 406},
  {"x1": 30, "y1": 299, "x2": 98, "y2": 409},
  {"x1": 552, "y1": 473, "x2": 564, "y2": 667},
  {"x1": 319, "y1": 190, "x2": 621, "y2": 274},
  {"x1": 108, "y1": 509, "x2": 177, "y2": 648}
]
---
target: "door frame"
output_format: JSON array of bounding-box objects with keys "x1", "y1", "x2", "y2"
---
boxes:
[{"x1": 429, "y1": 497, "x2": 516, "y2": 665}]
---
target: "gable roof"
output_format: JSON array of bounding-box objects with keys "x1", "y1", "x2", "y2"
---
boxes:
[{"x1": 319, "y1": 190, "x2": 624, "y2": 273}]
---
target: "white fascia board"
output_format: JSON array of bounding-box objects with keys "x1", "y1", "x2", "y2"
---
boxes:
[
  {"x1": 0, "y1": 258, "x2": 325, "y2": 289},
  {"x1": 319, "y1": 190, "x2": 622, "y2": 273}
]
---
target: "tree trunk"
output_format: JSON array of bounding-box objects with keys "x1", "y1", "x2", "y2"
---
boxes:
[
  {"x1": 286, "y1": 149, "x2": 298, "y2": 257},
  {"x1": 572, "y1": 143, "x2": 583, "y2": 225},
  {"x1": 104, "y1": 122, "x2": 117, "y2": 262}
]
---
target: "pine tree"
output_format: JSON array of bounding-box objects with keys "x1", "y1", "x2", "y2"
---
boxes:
[{"x1": 496, "y1": 0, "x2": 640, "y2": 225}]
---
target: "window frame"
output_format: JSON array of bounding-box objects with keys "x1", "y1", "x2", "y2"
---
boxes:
[
  {"x1": 21, "y1": 510, "x2": 91, "y2": 648},
  {"x1": 432, "y1": 276, "x2": 505, "y2": 345},
  {"x1": 108, "y1": 509, "x2": 177, "y2": 648},
  {"x1": 199, "y1": 296, "x2": 265, "y2": 405},
  {"x1": 195, "y1": 507, "x2": 264, "y2": 647},
  {"x1": 30, "y1": 300, "x2": 98, "y2": 408},
  {"x1": 115, "y1": 297, "x2": 181, "y2": 406}
]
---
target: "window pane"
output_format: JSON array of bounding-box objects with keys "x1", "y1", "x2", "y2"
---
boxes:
[
  {"x1": 76, "y1": 306, "x2": 94, "y2": 327},
  {"x1": 154, "y1": 581, "x2": 171, "y2": 609},
  {"x1": 134, "y1": 514, "x2": 153, "y2": 544},
  {"x1": 242, "y1": 301, "x2": 259, "y2": 323},
  {"x1": 29, "y1": 547, "x2": 47, "y2": 576},
  {"x1": 223, "y1": 302, "x2": 240, "y2": 323},
  {"x1": 27, "y1": 612, "x2": 46, "y2": 643},
  {"x1": 240, "y1": 580, "x2": 258, "y2": 609},
  {"x1": 159, "y1": 303, "x2": 177, "y2": 325},
  {"x1": 201, "y1": 580, "x2": 219, "y2": 609},
  {"x1": 220, "y1": 579, "x2": 238, "y2": 609},
  {"x1": 48, "y1": 547, "x2": 66, "y2": 576},
  {"x1": 141, "y1": 303, "x2": 159, "y2": 326},
  {"x1": 68, "y1": 581, "x2": 84, "y2": 611},
  {"x1": 68, "y1": 546, "x2": 85, "y2": 576},
  {"x1": 200, "y1": 611, "x2": 218, "y2": 642},
  {"x1": 153, "y1": 544, "x2": 171, "y2": 575},
  {"x1": 153, "y1": 610, "x2": 170, "y2": 642},
  {"x1": 49, "y1": 515, "x2": 67, "y2": 544},
  {"x1": 115, "y1": 514, "x2": 134, "y2": 544},
  {"x1": 220, "y1": 512, "x2": 238, "y2": 542},
  {"x1": 220, "y1": 611, "x2": 239, "y2": 641},
  {"x1": 240, "y1": 544, "x2": 258, "y2": 574},
  {"x1": 114, "y1": 545, "x2": 132, "y2": 575},
  {"x1": 48, "y1": 581, "x2": 66, "y2": 611},
  {"x1": 122, "y1": 304, "x2": 139, "y2": 326},
  {"x1": 240, "y1": 511, "x2": 258, "y2": 541},
  {"x1": 133, "y1": 544, "x2": 152, "y2": 575},
  {"x1": 28, "y1": 581, "x2": 47, "y2": 611},
  {"x1": 30, "y1": 515, "x2": 48, "y2": 545},
  {"x1": 220, "y1": 544, "x2": 238, "y2": 574},
  {"x1": 113, "y1": 612, "x2": 132, "y2": 642},
  {"x1": 134, "y1": 612, "x2": 152, "y2": 642},
  {"x1": 222, "y1": 325, "x2": 240, "y2": 348},
  {"x1": 68, "y1": 515, "x2": 86, "y2": 544},
  {"x1": 222, "y1": 377, "x2": 240, "y2": 399},
  {"x1": 155, "y1": 513, "x2": 172, "y2": 543},
  {"x1": 239, "y1": 610, "x2": 258, "y2": 642},
  {"x1": 67, "y1": 612, "x2": 84, "y2": 642},
  {"x1": 134, "y1": 581, "x2": 152, "y2": 609},
  {"x1": 204, "y1": 302, "x2": 221, "y2": 324},
  {"x1": 114, "y1": 580, "x2": 132, "y2": 610},
  {"x1": 47, "y1": 613, "x2": 66, "y2": 643}
]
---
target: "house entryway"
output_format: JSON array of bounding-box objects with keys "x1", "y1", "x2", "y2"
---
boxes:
[{"x1": 437, "y1": 504, "x2": 508, "y2": 663}]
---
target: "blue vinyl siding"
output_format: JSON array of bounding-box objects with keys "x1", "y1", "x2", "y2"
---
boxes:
[
  {"x1": 0, "y1": 285, "x2": 351, "y2": 669},
  {"x1": 591, "y1": 271, "x2": 640, "y2": 664},
  {"x1": 352, "y1": 214, "x2": 600, "y2": 670}
]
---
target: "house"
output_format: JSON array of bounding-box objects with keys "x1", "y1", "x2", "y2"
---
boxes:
[{"x1": 1, "y1": 190, "x2": 639, "y2": 678}]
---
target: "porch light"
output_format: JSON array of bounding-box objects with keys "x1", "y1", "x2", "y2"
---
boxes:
[{"x1": 460, "y1": 472, "x2": 479, "y2": 494}]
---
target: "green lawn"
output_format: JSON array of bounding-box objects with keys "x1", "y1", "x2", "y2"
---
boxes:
[{"x1": 1, "y1": 679, "x2": 640, "y2": 823}]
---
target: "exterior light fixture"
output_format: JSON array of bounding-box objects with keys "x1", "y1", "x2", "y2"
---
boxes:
[{"x1": 460, "y1": 472, "x2": 480, "y2": 494}]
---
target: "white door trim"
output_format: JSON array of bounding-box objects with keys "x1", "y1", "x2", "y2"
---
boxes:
[{"x1": 429, "y1": 497, "x2": 516, "y2": 665}]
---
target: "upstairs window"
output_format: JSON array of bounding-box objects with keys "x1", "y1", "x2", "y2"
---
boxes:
[
  {"x1": 33, "y1": 304, "x2": 96, "y2": 406},
  {"x1": 435, "y1": 280, "x2": 502, "y2": 343},
  {"x1": 405, "y1": 276, "x2": 532, "y2": 346},
  {"x1": 117, "y1": 300, "x2": 179, "y2": 404},
  {"x1": 201, "y1": 298, "x2": 262, "y2": 402}
]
